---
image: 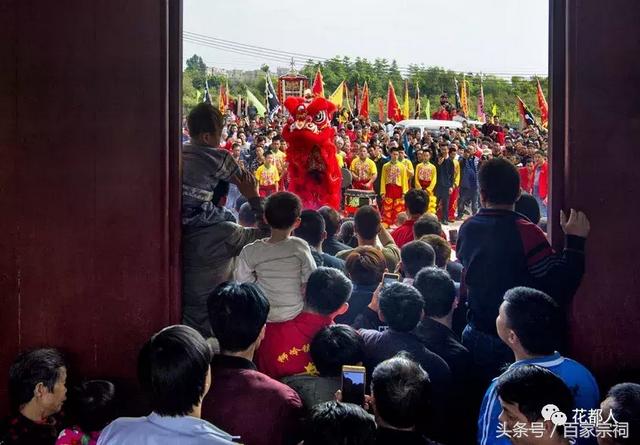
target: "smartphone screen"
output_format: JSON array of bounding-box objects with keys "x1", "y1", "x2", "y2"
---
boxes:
[
  {"x1": 341, "y1": 365, "x2": 366, "y2": 406},
  {"x1": 382, "y1": 272, "x2": 400, "y2": 287}
]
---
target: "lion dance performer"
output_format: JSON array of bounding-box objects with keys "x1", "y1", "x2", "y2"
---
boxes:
[{"x1": 281, "y1": 96, "x2": 342, "y2": 209}]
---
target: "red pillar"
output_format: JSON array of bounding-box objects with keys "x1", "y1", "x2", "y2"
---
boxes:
[
  {"x1": 0, "y1": 0, "x2": 182, "y2": 413},
  {"x1": 551, "y1": 0, "x2": 640, "y2": 385}
]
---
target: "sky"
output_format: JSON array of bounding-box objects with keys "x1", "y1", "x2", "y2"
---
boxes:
[{"x1": 183, "y1": 0, "x2": 548, "y2": 77}]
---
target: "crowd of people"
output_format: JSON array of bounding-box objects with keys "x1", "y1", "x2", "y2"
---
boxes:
[{"x1": 2, "y1": 102, "x2": 638, "y2": 445}]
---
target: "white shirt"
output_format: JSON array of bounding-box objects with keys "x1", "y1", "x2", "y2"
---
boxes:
[
  {"x1": 235, "y1": 237, "x2": 317, "y2": 322},
  {"x1": 98, "y1": 412, "x2": 235, "y2": 445}
]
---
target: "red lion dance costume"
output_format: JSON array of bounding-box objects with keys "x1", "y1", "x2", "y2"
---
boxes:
[{"x1": 281, "y1": 96, "x2": 342, "y2": 209}]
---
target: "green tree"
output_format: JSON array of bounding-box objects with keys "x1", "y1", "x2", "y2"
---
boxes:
[{"x1": 185, "y1": 54, "x2": 207, "y2": 90}]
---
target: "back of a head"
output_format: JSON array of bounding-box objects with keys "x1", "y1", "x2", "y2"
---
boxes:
[
  {"x1": 413, "y1": 267, "x2": 456, "y2": 318},
  {"x1": 9, "y1": 348, "x2": 66, "y2": 411},
  {"x1": 137, "y1": 325, "x2": 212, "y2": 416},
  {"x1": 379, "y1": 282, "x2": 424, "y2": 332},
  {"x1": 404, "y1": 189, "x2": 429, "y2": 216},
  {"x1": 238, "y1": 202, "x2": 256, "y2": 227},
  {"x1": 354, "y1": 206, "x2": 381, "y2": 240},
  {"x1": 401, "y1": 241, "x2": 436, "y2": 278},
  {"x1": 419, "y1": 234, "x2": 452, "y2": 268},
  {"x1": 503, "y1": 287, "x2": 561, "y2": 356},
  {"x1": 479, "y1": 158, "x2": 520, "y2": 205},
  {"x1": 318, "y1": 206, "x2": 341, "y2": 238},
  {"x1": 211, "y1": 180, "x2": 230, "y2": 207},
  {"x1": 304, "y1": 401, "x2": 376, "y2": 445},
  {"x1": 265, "y1": 191, "x2": 302, "y2": 230},
  {"x1": 413, "y1": 214, "x2": 442, "y2": 239},
  {"x1": 305, "y1": 267, "x2": 353, "y2": 315},
  {"x1": 345, "y1": 246, "x2": 386, "y2": 286},
  {"x1": 208, "y1": 282, "x2": 270, "y2": 352},
  {"x1": 234, "y1": 196, "x2": 248, "y2": 213},
  {"x1": 187, "y1": 103, "x2": 223, "y2": 141},
  {"x1": 371, "y1": 353, "x2": 431, "y2": 429},
  {"x1": 604, "y1": 383, "x2": 640, "y2": 445},
  {"x1": 515, "y1": 192, "x2": 541, "y2": 225},
  {"x1": 496, "y1": 365, "x2": 573, "y2": 426},
  {"x1": 67, "y1": 380, "x2": 116, "y2": 433},
  {"x1": 310, "y1": 325, "x2": 365, "y2": 377},
  {"x1": 295, "y1": 209, "x2": 326, "y2": 248},
  {"x1": 338, "y1": 220, "x2": 356, "y2": 246}
]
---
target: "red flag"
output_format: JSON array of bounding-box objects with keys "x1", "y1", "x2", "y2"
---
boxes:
[
  {"x1": 536, "y1": 79, "x2": 548, "y2": 128},
  {"x1": 387, "y1": 81, "x2": 402, "y2": 122},
  {"x1": 377, "y1": 97, "x2": 384, "y2": 122},
  {"x1": 312, "y1": 69, "x2": 324, "y2": 98},
  {"x1": 360, "y1": 81, "x2": 370, "y2": 119}
]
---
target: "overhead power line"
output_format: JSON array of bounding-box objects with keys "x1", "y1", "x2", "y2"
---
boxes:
[{"x1": 184, "y1": 30, "x2": 547, "y2": 78}]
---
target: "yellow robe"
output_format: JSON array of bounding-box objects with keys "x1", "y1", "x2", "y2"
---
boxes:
[{"x1": 415, "y1": 161, "x2": 438, "y2": 214}]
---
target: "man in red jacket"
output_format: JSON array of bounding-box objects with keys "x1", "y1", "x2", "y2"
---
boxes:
[
  {"x1": 432, "y1": 105, "x2": 450, "y2": 121},
  {"x1": 532, "y1": 151, "x2": 549, "y2": 217},
  {"x1": 518, "y1": 158, "x2": 535, "y2": 194}
]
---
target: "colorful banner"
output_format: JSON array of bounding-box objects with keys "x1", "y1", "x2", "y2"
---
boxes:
[
  {"x1": 387, "y1": 81, "x2": 402, "y2": 122},
  {"x1": 537, "y1": 78, "x2": 549, "y2": 128},
  {"x1": 312, "y1": 69, "x2": 324, "y2": 98}
]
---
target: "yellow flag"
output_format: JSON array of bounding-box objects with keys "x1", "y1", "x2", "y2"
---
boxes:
[
  {"x1": 402, "y1": 80, "x2": 410, "y2": 120},
  {"x1": 491, "y1": 103, "x2": 498, "y2": 117},
  {"x1": 328, "y1": 81, "x2": 345, "y2": 107}
]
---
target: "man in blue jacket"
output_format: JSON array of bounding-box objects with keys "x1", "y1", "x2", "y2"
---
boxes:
[
  {"x1": 478, "y1": 287, "x2": 599, "y2": 445},
  {"x1": 457, "y1": 145, "x2": 480, "y2": 219}
]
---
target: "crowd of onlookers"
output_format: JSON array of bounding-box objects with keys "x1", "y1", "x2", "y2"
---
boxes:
[{"x1": 2, "y1": 104, "x2": 638, "y2": 445}]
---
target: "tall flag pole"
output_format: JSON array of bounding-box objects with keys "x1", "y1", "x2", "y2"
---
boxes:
[
  {"x1": 312, "y1": 69, "x2": 325, "y2": 98},
  {"x1": 414, "y1": 83, "x2": 421, "y2": 119},
  {"x1": 344, "y1": 83, "x2": 353, "y2": 117},
  {"x1": 425, "y1": 98, "x2": 431, "y2": 118},
  {"x1": 402, "y1": 80, "x2": 410, "y2": 120},
  {"x1": 460, "y1": 75, "x2": 469, "y2": 117},
  {"x1": 265, "y1": 72, "x2": 281, "y2": 122},
  {"x1": 516, "y1": 96, "x2": 536, "y2": 128},
  {"x1": 454, "y1": 78, "x2": 461, "y2": 110},
  {"x1": 353, "y1": 81, "x2": 360, "y2": 117},
  {"x1": 536, "y1": 78, "x2": 549, "y2": 128},
  {"x1": 387, "y1": 81, "x2": 402, "y2": 122},
  {"x1": 477, "y1": 78, "x2": 486, "y2": 122},
  {"x1": 203, "y1": 79, "x2": 212, "y2": 104},
  {"x1": 360, "y1": 81, "x2": 370, "y2": 119}
]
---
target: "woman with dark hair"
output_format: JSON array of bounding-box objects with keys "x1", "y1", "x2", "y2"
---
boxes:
[{"x1": 335, "y1": 246, "x2": 386, "y2": 325}]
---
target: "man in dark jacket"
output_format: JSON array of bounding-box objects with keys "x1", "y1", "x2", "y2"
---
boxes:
[
  {"x1": 295, "y1": 210, "x2": 345, "y2": 271},
  {"x1": 434, "y1": 144, "x2": 455, "y2": 225},
  {"x1": 182, "y1": 103, "x2": 269, "y2": 337},
  {"x1": 319, "y1": 206, "x2": 351, "y2": 256},
  {"x1": 457, "y1": 146, "x2": 480, "y2": 219},
  {"x1": 457, "y1": 158, "x2": 590, "y2": 386},
  {"x1": 371, "y1": 354, "x2": 442, "y2": 445},
  {"x1": 204, "y1": 283, "x2": 304, "y2": 445},
  {"x1": 182, "y1": 178, "x2": 269, "y2": 337}
]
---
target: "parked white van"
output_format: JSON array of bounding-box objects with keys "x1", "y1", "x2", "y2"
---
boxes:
[{"x1": 392, "y1": 119, "x2": 463, "y2": 138}]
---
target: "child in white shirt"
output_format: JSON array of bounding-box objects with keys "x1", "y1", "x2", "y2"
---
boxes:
[{"x1": 236, "y1": 192, "x2": 317, "y2": 321}]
